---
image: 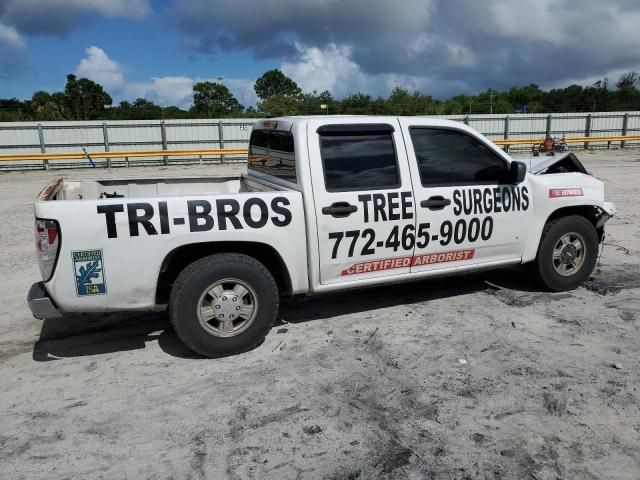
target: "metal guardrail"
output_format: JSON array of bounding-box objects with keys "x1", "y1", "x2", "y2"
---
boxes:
[
  {"x1": 0, "y1": 148, "x2": 247, "y2": 162},
  {"x1": 1, "y1": 113, "x2": 639, "y2": 170},
  {"x1": 493, "y1": 135, "x2": 640, "y2": 146},
  {"x1": 1, "y1": 135, "x2": 639, "y2": 167},
  {"x1": 0, "y1": 119, "x2": 254, "y2": 170}
]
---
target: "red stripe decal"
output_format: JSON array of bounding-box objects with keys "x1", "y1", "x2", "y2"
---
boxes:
[
  {"x1": 341, "y1": 249, "x2": 476, "y2": 276},
  {"x1": 549, "y1": 188, "x2": 583, "y2": 198}
]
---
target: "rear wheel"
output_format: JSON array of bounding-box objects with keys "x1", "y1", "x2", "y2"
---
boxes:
[
  {"x1": 532, "y1": 215, "x2": 599, "y2": 291},
  {"x1": 169, "y1": 253, "x2": 279, "y2": 357}
]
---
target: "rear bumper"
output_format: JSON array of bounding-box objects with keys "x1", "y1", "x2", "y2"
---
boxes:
[{"x1": 27, "y1": 282, "x2": 62, "y2": 319}]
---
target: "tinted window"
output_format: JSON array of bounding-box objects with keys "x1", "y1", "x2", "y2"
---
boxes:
[
  {"x1": 409, "y1": 128, "x2": 508, "y2": 186},
  {"x1": 319, "y1": 131, "x2": 399, "y2": 191},
  {"x1": 248, "y1": 129, "x2": 296, "y2": 183}
]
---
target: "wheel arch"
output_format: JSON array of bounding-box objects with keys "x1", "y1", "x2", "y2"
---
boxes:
[
  {"x1": 529, "y1": 210, "x2": 601, "y2": 291},
  {"x1": 156, "y1": 241, "x2": 293, "y2": 303},
  {"x1": 543, "y1": 205, "x2": 605, "y2": 241},
  {"x1": 523, "y1": 203, "x2": 605, "y2": 263}
]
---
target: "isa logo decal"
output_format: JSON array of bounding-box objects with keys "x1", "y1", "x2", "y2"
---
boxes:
[{"x1": 72, "y1": 249, "x2": 107, "y2": 296}]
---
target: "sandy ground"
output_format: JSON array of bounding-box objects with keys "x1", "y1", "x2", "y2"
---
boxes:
[{"x1": 0, "y1": 151, "x2": 639, "y2": 480}]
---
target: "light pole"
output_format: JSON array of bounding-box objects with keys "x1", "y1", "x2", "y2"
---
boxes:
[{"x1": 320, "y1": 104, "x2": 328, "y2": 115}]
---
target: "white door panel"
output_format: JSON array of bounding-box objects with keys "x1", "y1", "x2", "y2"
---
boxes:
[
  {"x1": 307, "y1": 119, "x2": 417, "y2": 285},
  {"x1": 399, "y1": 120, "x2": 532, "y2": 273}
]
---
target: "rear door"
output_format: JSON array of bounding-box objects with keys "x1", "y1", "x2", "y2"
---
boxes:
[
  {"x1": 308, "y1": 120, "x2": 417, "y2": 285},
  {"x1": 400, "y1": 121, "x2": 533, "y2": 273}
]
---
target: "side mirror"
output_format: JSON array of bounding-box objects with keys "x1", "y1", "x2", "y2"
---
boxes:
[{"x1": 509, "y1": 161, "x2": 527, "y2": 184}]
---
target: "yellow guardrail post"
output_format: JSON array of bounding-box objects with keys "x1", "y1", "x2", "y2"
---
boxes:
[
  {"x1": 218, "y1": 120, "x2": 225, "y2": 164},
  {"x1": 160, "y1": 120, "x2": 168, "y2": 166},
  {"x1": 584, "y1": 114, "x2": 592, "y2": 150},
  {"x1": 102, "y1": 122, "x2": 111, "y2": 169},
  {"x1": 37, "y1": 123, "x2": 48, "y2": 170},
  {"x1": 503, "y1": 116, "x2": 510, "y2": 154}
]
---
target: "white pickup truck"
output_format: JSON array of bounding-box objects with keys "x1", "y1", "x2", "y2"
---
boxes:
[{"x1": 29, "y1": 116, "x2": 616, "y2": 357}]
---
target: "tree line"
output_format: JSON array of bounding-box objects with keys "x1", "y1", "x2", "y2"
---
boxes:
[{"x1": 1, "y1": 70, "x2": 639, "y2": 122}]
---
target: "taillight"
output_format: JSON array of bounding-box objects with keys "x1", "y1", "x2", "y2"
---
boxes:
[{"x1": 35, "y1": 219, "x2": 60, "y2": 281}]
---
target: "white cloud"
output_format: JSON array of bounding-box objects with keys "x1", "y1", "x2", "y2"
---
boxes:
[
  {"x1": 409, "y1": 33, "x2": 475, "y2": 68},
  {"x1": 281, "y1": 43, "x2": 469, "y2": 99},
  {"x1": 220, "y1": 78, "x2": 258, "y2": 109},
  {"x1": 168, "y1": 0, "x2": 640, "y2": 96},
  {"x1": 60, "y1": 0, "x2": 150, "y2": 18},
  {"x1": 72, "y1": 46, "x2": 255, "y2": 109},
  {"x1": 0, "y1": 21, "x2": 28, "y2": 78},
  {"x1": 5, "y1": 0, "x2": 150, "y2": 18},
  {"x1": 0, "y1": 0, "x2": 151, "y2": 78},
  {"x1": 124, "y1": 77, "x2": 256, "y2": 109},
  {"x1": 125, "y1": 76, "x2": 195, "y2": 108},
  {"x1": 546, "y1": 65, "x2": 640, "y2": 91},
  {"x1": 75, "y1": 46, "x2": 125, "y2": 91},
  {"x1": 484, "y1": 0, "x2": 566, "y2": 44},
  {"x1": 281, "y1": 44, "x2": 365, "y2": 96},
  {"x1": 0, "y1": 22, "x2": 24, "y2": 47},
  {"x1": 0, "y1": 0, "x2": 151, "y2": 35}
]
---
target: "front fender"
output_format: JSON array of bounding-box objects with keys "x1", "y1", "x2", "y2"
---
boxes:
[{"x1": 522, "y1": 172, "x2": 613, "y2": 263}]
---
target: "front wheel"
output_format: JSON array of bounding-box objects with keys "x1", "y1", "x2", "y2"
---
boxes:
[
  {"x1": 169, "y1": 253, "x2": 279, "y2": 357},
  {"x1": 531, "y1": 215, "x2": 599, "y2": 291}
]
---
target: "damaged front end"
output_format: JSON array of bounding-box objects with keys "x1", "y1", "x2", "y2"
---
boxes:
[
  {"x1": 524, "y1": 152, "x2": 616, "y2": 237},
  {"x1": 528, "y1": 152, "x2": 589, "y2": 175},
  {"x1": 597, "y1": 201, "x2": 616, "y2": 228}
]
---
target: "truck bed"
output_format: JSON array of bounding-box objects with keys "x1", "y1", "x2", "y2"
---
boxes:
[
  {"x1": 33, "y1": 170, "x2": 309, "y2": 312},
  {"x1": 40, "y1": 174, "x2": 285, "y2": 201}
]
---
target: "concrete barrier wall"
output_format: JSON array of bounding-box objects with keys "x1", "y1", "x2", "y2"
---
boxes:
[{"x1": 1, "y1": 112, "x2": 639, "y2": 170}]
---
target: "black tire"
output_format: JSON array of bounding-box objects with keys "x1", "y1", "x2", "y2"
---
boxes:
[
  {"x1": 531, "y1": 215, "x2": 599, "y2": 292},
  {"x1": 169, "y1": 253, "x2": 279, "y2": 357}
]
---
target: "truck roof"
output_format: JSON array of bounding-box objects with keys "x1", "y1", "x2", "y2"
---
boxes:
[{"x1": 254, "y1": 116, "x2": 466, "y2": 130}]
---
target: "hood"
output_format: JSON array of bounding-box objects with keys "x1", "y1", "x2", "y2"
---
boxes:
[{"x1": 515, "y1": 152, "x2": 589, "y2": 175}]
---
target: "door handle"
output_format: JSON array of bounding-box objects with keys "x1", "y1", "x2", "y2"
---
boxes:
[
  {"x1": 421, "y1": 196, "x2": 451, "y2": 210},
  {"x1": 322, "y1": 202, "x2": 358, "y2": 217}
]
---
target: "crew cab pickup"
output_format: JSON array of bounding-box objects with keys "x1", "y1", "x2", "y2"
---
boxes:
[{"x1": 28, "y1": 116, "x2": 616, "y2": 356}]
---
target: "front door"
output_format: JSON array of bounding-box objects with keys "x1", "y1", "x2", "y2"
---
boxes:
[
  {"x1": 308, "y1": 120, "x2": 417, "y2": 285},
  {"x1": 399, "y1": 121, "x2": 533, "y2": 273}
]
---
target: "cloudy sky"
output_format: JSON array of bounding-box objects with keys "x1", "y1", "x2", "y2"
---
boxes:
[{"x1": 1, "y1": 0, "x2": 640, "y2": 108}]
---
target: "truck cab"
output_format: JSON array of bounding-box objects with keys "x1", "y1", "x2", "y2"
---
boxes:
[{"x1": 29, "y1": 116, "x2": 615, "y2": 357}]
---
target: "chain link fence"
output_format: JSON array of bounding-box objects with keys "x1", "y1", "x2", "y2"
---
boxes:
[{"x1": 1, "y1": 112, "x2": 639, "y2": 170}]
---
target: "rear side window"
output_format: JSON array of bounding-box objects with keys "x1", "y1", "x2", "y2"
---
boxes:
[
  {"x1": 248, "y1": 129, "x2": 296, "y2": 183},
  {"x1": 409, "y1": 128, "x2": 508, "y2": 187},
  {"x1": 318, "y1": 125, "x2": 399, "y2": 192}
]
